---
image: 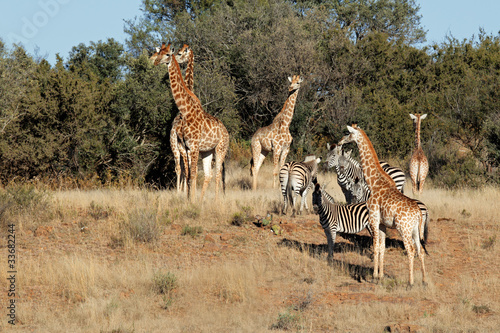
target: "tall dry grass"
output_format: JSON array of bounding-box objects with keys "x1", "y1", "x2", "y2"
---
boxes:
[{"x1": 0, "y1": 162, "x2": 498, "y2": 332}]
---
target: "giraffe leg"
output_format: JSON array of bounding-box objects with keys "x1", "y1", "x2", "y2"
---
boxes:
[
  {"x1": 368, "y1": 209, "x2": 381, "y2": 281},
  {"x1": 400, "y1": 227, "x2": 416, "y2": 286},
  {"x1": 188, "y1": 149, "x2": 200, "y2": 201},
  {"x1": 272, "y1": 149, "x2": 282, "y2": 189},
  {"x1": 179, "y1": 143, "x2": 189, "y2": 193},
  {"x1": 251, "y1": 142, "x2": 266, "y2": 191},
  {"x1": 214, "y1": 144, "x2": 228, "y2": 200},
  {"x1": 279, "y1": 145, "x2": 290, "y2": 170},
  {"x1": 199, "y1": 151, "x2": 213, "y2": 202},
  {"x1": 378, "y1": 224, "x2": 387, "y2": 281},
  {"x1": 412, "y1": 221, "x2": 427, "y2": 285},
  {"x1": 252, "y1": 151, "x2": 267, "y2": 191},
  {"x1": 418, "y1": 165, "x2": 428, "y2": 195},
  {"x1": 172, "y1": 147, "x2": 182, "y2": 192}
]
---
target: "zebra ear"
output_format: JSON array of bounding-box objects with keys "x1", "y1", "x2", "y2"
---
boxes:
[
  {"x1": 345, "y1": 150, "x2": 352, "y2": 157},
  {"x1": 327, "y1": 143, "x2": 330, "y2": 150}
]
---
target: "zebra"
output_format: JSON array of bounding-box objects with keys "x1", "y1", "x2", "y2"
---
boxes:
[
  {"x1": 312, "y1": 181, "x2": 371, "y2": 260},
  {"x1": 312, "y1": 181, "x2": 429, "y2": 260},
  {"x1": 326, "y1": 143, "x2": 405, "y2": 203},
  {"x1": 279, "y1": 155, "x2": 321, "y2": 216}
]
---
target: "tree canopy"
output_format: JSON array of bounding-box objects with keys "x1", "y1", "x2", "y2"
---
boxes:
[{"x1": 0, "y1": 0, "x2": 499, "y2": 188}]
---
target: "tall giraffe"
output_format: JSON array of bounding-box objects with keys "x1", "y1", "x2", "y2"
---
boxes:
[
  {"x1": 409, "y1": 113, "x2": 428, "y2": 196},
  {"x1": 169, "y1": 45, "x2": 194, "y2": 192},
  {"x1": 338, "y1": 124, "x2": 427, "y2": 286},
  {"x1": 155, "y1": 43, "x2": 229, "y2": 201},
  {"x1": 250, "y1": 75, "x2": 303, "y2": 190}
]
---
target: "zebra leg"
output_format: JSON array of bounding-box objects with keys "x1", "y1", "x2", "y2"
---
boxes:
[
  {"x1": 324, "y1": 228, "x2": 337, "y2": 261},
  {"x1": 299, "y1": 186, "x2": 311, "y2": 214}
]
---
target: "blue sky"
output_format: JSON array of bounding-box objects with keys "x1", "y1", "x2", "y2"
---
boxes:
[{"x1": 0, "y1": 0, "x2": 499, "y2": 65}]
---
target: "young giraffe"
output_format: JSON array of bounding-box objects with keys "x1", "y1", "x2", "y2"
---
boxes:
[
  {"x1": 250, "y1": 75, "x2": 303, "y2": 190},
  {"x1": 338, "y1": 124, "x2": 426, "y2": 286},
  {"x1": 409, "y1": 113, "x2": 428, "y2": 196},
  {"x1": 169, "y1": 45, "x2": 194, "y2": 193},
  {"x1": 155, "y1": 43, "x2": 229, "y2": 201}
]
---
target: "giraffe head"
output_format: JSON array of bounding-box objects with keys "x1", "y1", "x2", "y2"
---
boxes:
[
  {"x1": 288, "y1": 75, "x2": 303, "y2": 92},
  {"x1": 149, "y1": 46, "x2": 161, "y2": 64},
  {"x1": 176, "y1": 44, "x2": 192, "y2": 65},
  {"x1": 154, "y1": 42, "x2": 174, "y2": 66},
  {"x1": 338, "y1": 124, "x2": 360, "y2": 146},
  {"x1": 326, "y1": 143, "x2": 343, "y2": 168},
  {"x1": 409, "y1": 113, "x2": 427, "y2": 123}
]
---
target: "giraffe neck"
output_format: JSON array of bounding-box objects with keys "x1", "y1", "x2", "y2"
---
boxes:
[
  {"x1": 356, "y1": 129, "x2": 389, "y2": 189},
  {"x1": 185, "y1": 51, "x2": 194, "y2": 92},
  {"x1": 274, "y1": 89, "x2": 299, "y2": 128},
  {"x1": 168, "y1": 54, "x2": 203, "y2": 119},
  {"x1": 414, "y1": 117, "x2": 422, "y2": 149},
  {"x1": 168, "y1": 55, "x2": 192, "y2": 118}
]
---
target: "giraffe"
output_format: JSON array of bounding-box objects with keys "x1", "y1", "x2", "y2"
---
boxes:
[
  {"x1": 338, "y1": 124, "x2": 427, "y2": 286},
  {"x1": 250, "y1": 75, "x2": 303, "y2": 190},
  {"x1": 169, "y1": 45, "x2": 194, "y2": 193},
  {"x1": 155, "y1": 43, "x2": 229, "y2": 201},
  {"x1": 409, "y1": 113, "x2": 428, "y2": 196},
  {"x1": 149, "y1": 47, "x2": 160, "y2": 64}
]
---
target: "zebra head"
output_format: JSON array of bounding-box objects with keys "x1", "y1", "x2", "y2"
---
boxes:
[
  {"x1": 349, "y1": 177, "x2": 366, "y2": 203},
  {"x1": 326, "y1": 143, "x2": 343, "y2": 168},
  {"x1": 312, "y1": 182, "x2": 322, "y2": 214},
  {"x1": 337, "y1": 149, "x2": 352, "y2": 173}
]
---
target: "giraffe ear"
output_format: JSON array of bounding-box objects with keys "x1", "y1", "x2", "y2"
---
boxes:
[
  {"x1": 347, "y1": 125, "x2": 355, "y2": 133},
  {"x1": 409, "y1": 113, "x2": 417, "y2": 120},
  {"x1": 288, "y1": 76, "x2": 292, "y2": 82},
  {"x1": 421, "y1": 113, "x2": 428, "y2": 119}
]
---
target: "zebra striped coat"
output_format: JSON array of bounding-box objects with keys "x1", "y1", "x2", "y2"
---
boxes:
[
  {"x1": 312, "y1": 182, "x2": 429, "y2": 259},
  {"x1": 279, "y1": 156, "x2": 321, "y2": 216},
  {"x1": 327, "y1": 145, "x2": 405, "y2": 203}
]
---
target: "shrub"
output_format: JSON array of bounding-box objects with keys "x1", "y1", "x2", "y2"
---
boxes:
[
  {"x1": 121, "y1": 208, "x2": 160, "y2": 243},
  {"x1": 181, "y1": 225, "x2": 203, "y2": 238}
]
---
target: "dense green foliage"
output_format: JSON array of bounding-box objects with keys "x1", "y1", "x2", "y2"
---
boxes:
[{"x1": 1, "y1": 0, "x2": 499, "y2": 188}]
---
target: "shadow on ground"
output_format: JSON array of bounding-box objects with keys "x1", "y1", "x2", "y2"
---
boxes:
[{"x1": 278, "y1": 232, "x2": 404, "y2": 282}]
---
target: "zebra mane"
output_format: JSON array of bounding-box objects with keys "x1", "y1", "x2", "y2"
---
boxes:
[{"x1": 319, "y1": 184, "x2": 336, "y2": 204}]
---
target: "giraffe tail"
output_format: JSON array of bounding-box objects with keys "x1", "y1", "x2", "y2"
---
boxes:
[
  {"x1": 249, "y1": 158, "x2": 254, "y2": 177},
  {"x1": 222, "y1": 161, "x2": 226, "y2": 194},
  {"x1": 419, "y1": 211, "x2": 430, "y2": 255}
]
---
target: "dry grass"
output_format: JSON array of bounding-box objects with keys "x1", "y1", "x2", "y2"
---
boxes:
[{"x1": 1, "y1": 161, "x2": 499, "y2": 332}]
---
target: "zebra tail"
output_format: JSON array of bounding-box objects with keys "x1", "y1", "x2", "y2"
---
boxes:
[{"x1": 286, "y1": 175, "x2": 294, "y2": 209}]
